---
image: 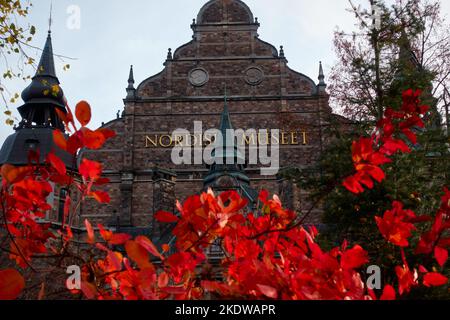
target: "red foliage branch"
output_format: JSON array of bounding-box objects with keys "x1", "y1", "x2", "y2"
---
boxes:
[{"x1": 0, "y1": 90, "x2": 448, "y2": 300}]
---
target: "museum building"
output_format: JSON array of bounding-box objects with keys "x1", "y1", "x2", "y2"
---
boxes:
[{"x1": 0, "y1": 0, "x2": 346, "y2": 237}]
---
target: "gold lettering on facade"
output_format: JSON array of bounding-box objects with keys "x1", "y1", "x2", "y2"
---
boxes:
[
  {"x1": 281, "y1": 132, "x2": 289, "y2": 145},
  {"x1": 291, "y1": 132, "x2": 298, "y2": 145},
  {"x1": 146, "y1": 135, "x2": 158, "y2": 148},
  {"x1": 144, "y1": 131, "x2": 308, "y2": 148},
  {"x1": 242, "y1": 134, "x2": 256, "y2": 145},
  {"x1": 159, "y1": 135, "x2": 173, "y2": 148}
]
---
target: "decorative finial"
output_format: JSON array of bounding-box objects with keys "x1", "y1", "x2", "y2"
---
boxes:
[
  {"x1": 279, "y1": 45, "x2": 285, "y2": 58},
  {"x1": 48, "y1": 1, "x2": 53, "y2": 34},
  {"x1": 167, "y1": 48, "x2": 173, "y2": 60},
  {"x1": 255, "y1": 17, "x2": 259, "y2": 24}
]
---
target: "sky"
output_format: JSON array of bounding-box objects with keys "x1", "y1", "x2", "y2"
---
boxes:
[{"x1": 1, "y1": 0, "x2": 449, "y2": 143}]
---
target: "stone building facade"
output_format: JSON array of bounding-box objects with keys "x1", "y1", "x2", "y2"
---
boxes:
[{"x1": 79, "y1": 0, "x2": 340, "y2": 231}]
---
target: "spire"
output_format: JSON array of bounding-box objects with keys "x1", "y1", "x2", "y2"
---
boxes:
[
  {"x1": 318, "y1": 61, "x2": 327, "y2": 93},
  {"x1": 318, "y1": 61, "x2": 325, "y2": 84},
  {"x1": 0, "y1": 18, "x2": 74, "y2": 169},
  {"x1": 126, "y1": 65, "x2": 136, "y2": 100},
  {"x1": 203, "y1": 88, "x2": 256, "y2": 204},
  {"x1": 220, "y1": 88, "x2": 233, "y2": 136},
  {"x1": 35, "y1": 31, "x2": 57, "y2": 79},
  {"x1": 127, "y1": 65, "x2": 135, "y2": 89},
  {"x1": 213, "y1": 88, "x2": 246, "y2": 168},
  {"x1": 19, "y1": 31, "x2": 66, "y2": 128},
  {"x1": 398, "y1": 30, "x2": 420, "y2": 69}
]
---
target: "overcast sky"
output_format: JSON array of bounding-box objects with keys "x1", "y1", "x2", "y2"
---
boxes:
[{"x1": 1, "y1": 0, "x2": 449, "y2": 143}]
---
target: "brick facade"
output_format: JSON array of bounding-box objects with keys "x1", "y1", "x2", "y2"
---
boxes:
[{"x1": 79, "y1": 0, "x2": 339, "y2": 229}]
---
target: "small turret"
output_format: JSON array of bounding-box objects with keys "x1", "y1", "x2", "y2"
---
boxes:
[
  {"x1": 318, "y1": 61, "x2": 327, "y2": 93},
  {"x1": 126, "y1": 65, "x2": 136, "y2": 100}
]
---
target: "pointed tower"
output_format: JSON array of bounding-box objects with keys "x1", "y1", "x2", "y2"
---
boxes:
[
  {"x1": 0, "y1": 31, "x2": 73, "y2": 167},
  {"x1": 203, "y1": 94, "x2": 257, "y2": 204},
  {"x1": 126, "y1": 65, "x2": 136, "y2": 100},
  {"x1": 317, "y1": 61, "x2": 327, "y2": 94},
  {"x1": 397, "y1": 30, "x2": 420, "y2": 71},
  {"x1": 390, "y1": 30, "x2": 440, "y2": 128},
  {"x1": 19, "y1": 31, "x2": 66, "y2": 129}
]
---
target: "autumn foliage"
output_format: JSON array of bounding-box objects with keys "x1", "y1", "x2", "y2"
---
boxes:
[{"x1": 0, "y1": 91, "x2": 448, "y2": 300}]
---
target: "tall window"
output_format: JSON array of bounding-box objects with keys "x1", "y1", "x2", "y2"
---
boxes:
[{"x1": 58, "y1": 188, "x2": 69, "y2": 223}]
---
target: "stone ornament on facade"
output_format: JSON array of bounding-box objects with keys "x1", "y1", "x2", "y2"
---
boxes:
[
  {"x1": 188, "y1": 68, "x2": 209, "y2": 87},
  {"x1": 245, "y1": 66, "x2": 264, "y2": 85}
]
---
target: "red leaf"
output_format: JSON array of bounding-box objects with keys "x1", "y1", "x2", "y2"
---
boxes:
[
  {"x1": 82, "y1": 128, "x2": 106, "y2": 150},
  {"x1": 107, "y1": 251, "x2": 123, "y2": 271},
  {"x1": 380, "y1": 285, "x2": 396, "y2": 300},
  {"x1": 55, "y1": 108, "x2": 68, "y2": 124},
  {"x1": 434, "y1": 247, "x2": 448, "y2": 267},
  {"x1": 341, "y1": 245, "x2": 369, "y2": 269},
  {"x1": 375, "y1": 202, "x2": 417, "y2": 247},
  {"x1": 98, "y1": 225, "x2": 131, "y2": 246},
  {"x1": 79, "y1": 159, "x2": 102, "y2": 181},
  {"x1": 53, "y1": 130, "x2": 67, "y2": 151},
  {"x1": 256, "y1": 284, "x2": 278, "y2": 299},
  {"x1": 158, "y1": 272, "x2": 169, "y2": 288},
  {"x1": 98, "y1": 128, "x2": 116, "y2": 140},
  {"x1": 66, "y1": 132, "x2": 83, "y2": 154},
  {"x1": 135, "y1": 236, "x2": 164, "y2": 260},
  {"x1": 46, "y1": 153, "x2": 66, "y2": 175},
  {"x1": 423, "y1": 272, "x2": 448, "y2": 287},
  {"x1": 109, "y1": 233, "x2": 131, "y2": 246},
  {"x1": 419, "y1": 265, "x2": 428, "y2": 273},
  {"x1": 75, "y1": 101, "x2": 92, "y2": 127},
  {"x1": 125, "y1": 240, "x2": 153, "y2": 270},
  {"x1": 381, "y1": 138, "x2": 410, "y2": 155},
  {"x1": 354, "y1": 164, "x2": 385, "y2": 183},
  {"x1": 0, "y1": 269, "x2": 25, "y2": 300},
  {"x1": 1, "y1": 165, "x2": 31, "y2": 184},
  {"x1": 155, "y1": 211, "x2": 179, "y2": 223},
  {"x1": 395, "y1": 264, "x2": 417, "y2": 295},
  {"x1": 56, "y1": 106, "x2": 74, "y2": 130},
  {"x1": 84, "y1": 219, "x2": 95, "y2": 244},
  {"x1": 258, "y1": 190, "x2": 269, "y2": 203},
  {"x1": 98, "y1": 224, "x2": 112, "y2": 242},
  {"x1": 343, "y1": 176, "x2": 364, "y2": 194},
  {"x1": 92, "y1": 190, "x2": 110, "y2": 204}
]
